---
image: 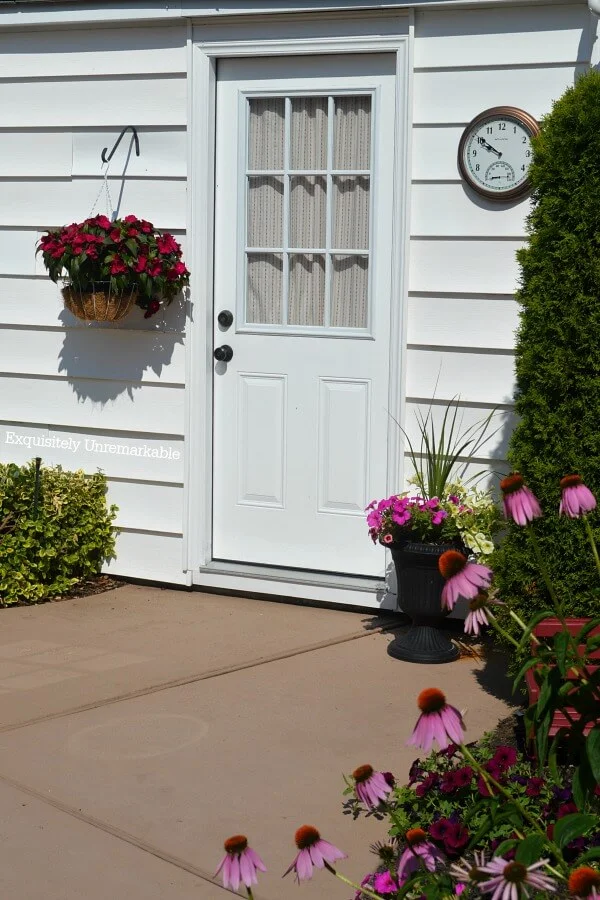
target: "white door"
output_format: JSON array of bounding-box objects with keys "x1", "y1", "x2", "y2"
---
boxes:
[{"x1": 212, "y1": 54, "x2": 397, "y2": 577}]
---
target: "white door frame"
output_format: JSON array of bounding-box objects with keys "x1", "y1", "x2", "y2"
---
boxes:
[{"x1": 184, "y1": 11, "x2": 414, "y2": 608}]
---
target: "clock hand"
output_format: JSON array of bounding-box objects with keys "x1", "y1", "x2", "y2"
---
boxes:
[{"x1": 477, "y1": 137, "x2": 502, "y2": 158}]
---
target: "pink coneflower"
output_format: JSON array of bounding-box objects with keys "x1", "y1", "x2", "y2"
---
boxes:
[
  {"x1": 438, "y1": 551, "x2": 493, "y2": 611},
  {"x1": 215, "y1": 835, "x2": 266, "y2": 891},
  {"x1": 464, "y1": 592, "x2": 491, "y2": 635},
  {"x1": 398, "y1": 828, "x2": 443, "y2": 878},
  {"x1": 569, "y1": 866, "x2": 600, "y2": 898},
  {"x1": 560, "y1": 475, "x2": 597, "y2": 518},
  {"x1": 500, "y1": 474, "x2": 542, "y2": 526},
  {"x1": 450, "y1": 851, "x2": 489, "y2": 887},
  {"x1": 352, "y1": 764, "x2": 393, "y2": 809},
  {"x1": 479, "y1": 857, "x2": 557, "y2": 898},
  {"x1": 407, "y1": 688, "x2": 465, "y2": 752},
  {"x1": 283, "y1": 826, "x2": 346, "y2": 882}
]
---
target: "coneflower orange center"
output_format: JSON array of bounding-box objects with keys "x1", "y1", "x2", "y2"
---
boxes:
[
  {"x1": 353, "y1": 764, "x2": 374, "y2": 783},
  {"x1": 417, "y1": 687, "x2": 446, "y2": 713},
  {"x1": 406, "y1": 828, "x2": 427, "y2": 847},
  {"x1": 568, "y1": 867, "x2": 600, "y2": 896},
  {"x1": 469, "y1": 592, "x2": 489, "y2": 611},
  {"x1": 500, "y1": 473, "x2": 525, "y2": 495},
  {"x1": 502, "y1": 862, "x2": 527, "y2": 884},
  {"x1": 224, "y1": 835, "x2": 248, "y2": 854},
  {"x1": 295, "y1": 825, "x2": 320, "y2": 849},
  {"x1": 438, "y1": 550, "x2": 467, "y2": 579},
  {"x1": 561, "y1": 474, "x2": 583, "y2": 489}
]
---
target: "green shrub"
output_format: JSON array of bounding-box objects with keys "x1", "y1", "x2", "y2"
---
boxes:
[
  {"x1": 494, "y1": 70, "x2": 600, "y2": 642},
  {"x1": 0, "y1": 461, "x2": 117, "y2": 605}
]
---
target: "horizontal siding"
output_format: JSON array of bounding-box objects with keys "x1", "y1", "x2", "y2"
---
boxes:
[
  {"x1": 0, "y1": 25, "x2": 186, "y2": 78},
  {"x1": 0, "y1": 278, "x2": 187, "y2": 332},
  {"x1": 0, "y1": 328, "x2": 185, "y2": 384},
  {"x1": 409, "y1": 239, "x2": 524, "y2": 294},
  {"x1": 412, "y1": 126, "x2": 465, "y2": 182},
  {"x1": 404, "y1": 401, "x2": 515, "y2": 461},
  {"x1": 413, "y1": 64, "x2": 580, "y2": 125},
  {"x1": 406, "y1": 348, "x2": 516, "y2": 406},
  {"x1": 411, "y1": 183, "x2": 529, "y2": 238},
  {"x1": 0, "y1": 76, "x2": 186, "y2": 128},
  {"x1": 0, "y1": 376, "x2": 185, "y2": 434},
  {"x1": 72, "y1": 129, "x2": 186, "y2": 178},
  {"x1": 105, "y1": 530, "x2": 186, "y2": 584},
  {"x1": 0, "y1": 231, "x2": 38, "y2": 276},
  {"x1": 407, "y1": 295, "x2": 519, "y2": 350},
  {"x1": 0, "y1": 132, "x2": 73, "y2": 178},
  {"x1": 0, "y1": 424, "x2": 184, "y2": 483},
  {"x1": 414, "y1": 4, "x2": 593, "y2": 68},
  {"x1": 107, "y1": 479, "x2": 183, "y2": 534},
  {"x1": 0, "y1": 179, "x2": 186, "y2": 230}
]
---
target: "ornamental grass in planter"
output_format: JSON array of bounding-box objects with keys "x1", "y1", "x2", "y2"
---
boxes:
[{"x1": 37, "y1": 214, "x2": 190, "y2": 321}]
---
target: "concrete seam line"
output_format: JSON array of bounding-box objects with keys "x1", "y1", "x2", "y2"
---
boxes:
[
  {"x1": 0, "y1": 621, "x2": 400, "y2": 735},
  {"x1": 0, "y1": 771, "x2": 266, "y2": 899}
]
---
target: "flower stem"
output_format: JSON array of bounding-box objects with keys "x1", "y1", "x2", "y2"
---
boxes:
[
  {"x1": 583, "y1": 515, "x2": 600, "y2": 580},
  {"x1": 487, "y1": 610, "x2": 521, "y2": 648},
  {"x1": 246, "y1": 889, "x2": 254, "y2": 900},
  {"x1": 527, "y1": 529, "x2": 562, "y2": 617},
  {"x1": 323, "y1": 862, "x2": 383, "y2": 900},
  {"x1": 459, "y1": 744, "x2": 568, "y2": 872}
]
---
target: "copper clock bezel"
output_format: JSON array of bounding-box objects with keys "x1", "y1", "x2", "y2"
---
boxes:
[{"x1": 457, "y1": 106, "x2": 540, "y2": 202}]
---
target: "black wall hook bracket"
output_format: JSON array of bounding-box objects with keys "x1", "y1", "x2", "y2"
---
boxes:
[{"x1": 101, "y1": 126, "x2": 140, "y2": 164}]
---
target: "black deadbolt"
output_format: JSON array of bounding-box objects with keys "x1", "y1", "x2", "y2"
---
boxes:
[
  {"x1": 214, "y1": 344, "x2": 233, "y2": 363},
  {"x1": 217, "y1": 309, "x2": 234, "y2": 328}
]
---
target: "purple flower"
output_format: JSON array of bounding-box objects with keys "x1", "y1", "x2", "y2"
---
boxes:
[
  {"x1": 407, "y1": 688, "x2": 465, "y2": 752},
  {"x1": 448, "y1": 494, "x2": 460, "y2": 504},
  {"x1": 283, "y1": 826, "x2": 346, "y2": 882},
  {"x1": 479, "y1": 857, "x2": 557, "y2": 897},
  {"x1": 492, "y1": 746, "x2": 518, "y2": 771},
  {"x1": 355, "y1": 873, "x2": 375, "y2": 900},
  {"x1": 526, "y1": 776, "x2": 545, "y2": 797},
  {"x1": 415, "y1": 772, "x2": 439, "y2": 797},
  {"x1": 398, "y1": 829, "x2": 443, "y2": 879},
  {"x1": 215, "y1": 835, "x2": 266, "y2": 891},
  {"x1": 439, "y1": 550, "x2": 493, "y2": 611},
  {"x1": 373, "y1": 871, "x2": 400, "y2": 894},
  {"x1": 560, "y1": 474, "x2": 597, "y2": 518},
  {"x1": 500, "y1": 473, "x2": 543, "y2": 525},
  {"x1": 432, "y1": 510, "x2": 448, "y2": 526},
  {"x1": 352, "y1": 765, "x2": 393, "y2": 809},
  {"x1": 445, "y1": 823, "x2": 470, "y2": 854}
]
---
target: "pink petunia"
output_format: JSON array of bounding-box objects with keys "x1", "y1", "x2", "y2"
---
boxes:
[
  {"x1": 438, "y1": 550, "x2": 492, "y2": 611},
  {"x1": 560, "y1": 474, "x2": 597, "y2": 518},
  {"x1": 407, "y1": 688, "x2": 465, "y2": 752},
  {"x1": 373, "y1": 871, "x2": 400, "y2": 894},
  {"x1": 352, "y1": 764, "x2": 393, "y2": 809},
  {"x1": 500, "y1": 473, "x2": 542, "y2": 525},
  {"x1": 283, "y1": 826, "x2": 346, "y2": 882},
  {"x1": 214, "y1": 835, "x2": 266, "y2": 891}
]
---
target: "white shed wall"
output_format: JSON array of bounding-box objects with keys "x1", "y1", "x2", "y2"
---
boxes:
[
  {"x1": 407, "y1": 1, "x2": 594, "y2": 485},
  {"x1": 0, "y1": 21, "x2": 189, "y2": 583},
  {"x1": 0, "y1": 1, "x2": 595, "y2": 592}
]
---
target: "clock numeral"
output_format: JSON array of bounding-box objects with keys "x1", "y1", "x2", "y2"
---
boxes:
[
  {"x1": 498, "y1": 122, "x2": 506, "y2": 131},
  {"x1": 525, "y1": 150, "x2": 531, "y2": 158},
  {"x1": 472, "y1": 150, "x2": 477, "y2": 156},
  {"x1": 522, "y1": 136, "x2": 527, "y2": 143},
  {"x1": 475, "y1": 164, "x2": 480, "y2": 172},
  {"x1": 513, "y1": 126, "x2": 517, "y2": 133},
  {"x1": 521, "y1": 165, "x2": 526, "y2": 171},
  {"x1": 486, "y1": 126, "x2": 492, "y2": 134}
]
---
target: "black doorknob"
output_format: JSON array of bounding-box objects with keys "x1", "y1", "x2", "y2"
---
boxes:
[
  {"x1": 218, "y1": 309, "x2": 234, "y2": 328},
  {"x1": 214, "y1": 344, "x2": 233, "y2": 363}
]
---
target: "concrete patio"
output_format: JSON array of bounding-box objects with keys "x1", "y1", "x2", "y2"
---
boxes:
[{"x1": 0, "y1": 585, "x2": 515, "y2": 899}]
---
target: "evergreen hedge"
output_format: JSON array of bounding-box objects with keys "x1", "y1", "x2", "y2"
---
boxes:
[
  {"x1": 494, "y1": 70, "x2": 600, "y2": 641},
  {"x1": 0, "y1": 461, "x2": 117, "y2": 605}
]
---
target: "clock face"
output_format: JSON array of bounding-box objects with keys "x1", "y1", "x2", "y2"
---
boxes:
[{"x1": 458, "y1": 107, "x2": 540, "y2": 201}]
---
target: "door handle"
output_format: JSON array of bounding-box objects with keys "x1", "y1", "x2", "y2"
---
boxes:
[
  {"x1": 217, "y1": 309, "x2": 234, "y2": 328},
  {"x1": 214, "y1": 344, "x2": 233, "y2": 363}
]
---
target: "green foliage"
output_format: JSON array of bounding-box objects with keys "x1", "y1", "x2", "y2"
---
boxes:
[
  {"x1": 495, "y1": 70, "x2": 600, "y2": 637},
  {"x1": 0, "y1": 461, "x2": 117, "y2": 606}
]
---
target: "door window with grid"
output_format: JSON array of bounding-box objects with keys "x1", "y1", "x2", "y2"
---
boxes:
[{"x1": 244, "y1": 94, "x2": 373, "y2": 331}]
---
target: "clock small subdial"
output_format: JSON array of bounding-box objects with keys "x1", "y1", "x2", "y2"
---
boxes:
[{"x1": 484, "y1": 160, "x2": 516, "y2": 185}]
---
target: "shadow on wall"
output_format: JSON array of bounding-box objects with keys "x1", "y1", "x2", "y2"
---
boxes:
[{"x1": 57, "y1": 294, "x2": 189, "y2": 402}]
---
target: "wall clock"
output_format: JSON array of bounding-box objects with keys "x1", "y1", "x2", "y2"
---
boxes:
[{"x1": 457, "y1": 106, "x2": 540, "y2": 201}]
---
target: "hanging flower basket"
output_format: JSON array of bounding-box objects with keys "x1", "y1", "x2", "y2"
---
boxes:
[
  {"x1": 62, "y1": 284, "x2": 137, "y2": 322},
  {"x1": 37, "y1": 214, "x2": 190, "y2": 322}
]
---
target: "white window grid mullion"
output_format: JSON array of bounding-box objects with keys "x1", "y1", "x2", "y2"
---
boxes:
[
  {"x1": 245, "y1": 246, "x2": 371, "y2": 256},
  {"x1": 324, "y1": 95, "x2": 335, "y2": 328},
  {"x1": 282, "y1": 96, "x2": 291, "y2": 327},
  {"x1": 247, "y1": 169, "x2": 370, "y2": 177}
]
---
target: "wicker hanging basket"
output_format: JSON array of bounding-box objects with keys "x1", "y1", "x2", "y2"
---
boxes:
[{"x1": 62, "y1": 284, "x2": 137, "y2": 322}]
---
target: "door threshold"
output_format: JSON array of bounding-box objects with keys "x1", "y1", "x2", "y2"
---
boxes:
[{"x1": 204, "y1": 560, "x2": 385, "y2": 592}]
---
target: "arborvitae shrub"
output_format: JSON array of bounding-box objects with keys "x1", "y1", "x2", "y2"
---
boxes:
[
  {"x1": 0, "y1": 461, "x2": 117, "y2": 605},
  {"x1": 494, "y1": 70, "x2": 600, "y2": 642}
]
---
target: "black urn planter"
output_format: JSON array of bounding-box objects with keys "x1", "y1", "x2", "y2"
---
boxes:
[{"x1": 387, "y1": 541, "x2": 459, "y2": 664}]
